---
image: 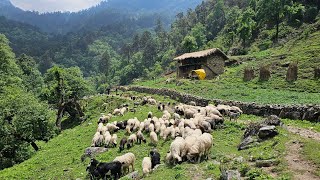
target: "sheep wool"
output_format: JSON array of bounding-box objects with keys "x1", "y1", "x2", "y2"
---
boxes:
[
  {"x1": 150, "y1": 131, "x2": 158, "y2": 145},
  {"x1": 142, "y1": 157, "x2": 152, "y2": 175},
  {"x1": 113, "y1": 152, "x2": 136, "y2": 174}
]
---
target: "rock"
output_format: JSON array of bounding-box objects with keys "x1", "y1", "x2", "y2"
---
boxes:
[
  {"x1": 221, "y1": 169, "x2": 241, "y2": 180},
  {"x1": 238, "y1": 136, "x2": 256, "y2": 150},
  {"x1": 264, "y1": 115, "x2": 281, "y2": 126},
  {"x1": 234, "y1": 156, "x2": 244, "y2": 163},
  {"x1": 126, "y1": 171, "x2": 139, "y2": 179},
  {"x1": 258, "y1": 126, "x2": 278, "y2": 139},
  {"x1": 255, "y1": 159, "x2": 280, "y2": 167},
  {"x1": 81, "y1": 147, "x2": 108, "y2": 161}
]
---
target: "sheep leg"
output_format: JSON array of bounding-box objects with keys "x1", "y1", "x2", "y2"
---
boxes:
[{"x1": 132, "y1": 163, "x2": 135, "y2": 171}]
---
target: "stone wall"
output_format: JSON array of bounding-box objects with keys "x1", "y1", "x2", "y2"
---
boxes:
[{"x1": 118, "y1": 86, "x2": 320, "y2": 122}]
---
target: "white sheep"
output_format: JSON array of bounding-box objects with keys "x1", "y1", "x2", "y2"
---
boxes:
[
  {"x1": 120, "y1": 107, "x2": 128, "y2": 116},
  {"x1": 150, "y1": 131, "x2": 158, "y2": 145},
  {"x1": 199, "y1": 133, "x2": 213, "y2": 160},
  {"x1": 97, "y1": 123, "x2": 104, "y2": 133},
  {"x1": 162, "y1": 126, "x2": 173, "y2": 140},
  {"x1": 184, "y1": 120, "x2": 197, "y2": 129},
  {"x1": 148, "y1": 98, "x2": 157, "y2": 105},
  {"x1": 91, "y1": 132, "x2": 104, "y2": 147},
  {"x1": 154, "y1": 121, "x2": 161, "y2": 133},
  {"x1": 184, "y1": 109, "x2": 196, "y2": 119},
  {"x1": 103, "y1": 131, "x2": 112, "y2": 147},
  {"x1": 139, "y1": 121, "x2": 145, "y2": 131},
  {"x1": 162, "y1": 110, "x2": 171, "y2": 120},
  {"x1": 169, "y1": 137, "x2": 187, "y2": 164},
  {"x1": 137, "y1": 130, "x2": 146, "y2": 144},
  {"x1": 149, "y1": 123, "x2": 155, "y2": 132},
  {"x1": 148, "y1": 111, "x2": 153, "y2": 118},
  {"x1": 128, "y1": 133, "x2": 137, "y2": 147},
  {"x1": 112, "y1": 108, "x2": 121, "y2": 116},
  {"x1": 132, "y1": 119, "x2": 140, "y2": 132},
  {"x1": 142, "y1": 157, "x2": 152, "y2": 175},
  {"x1": 110, "y1": 134, "x2": 118, "y2": 147},
  {"x1": 113, "y1": 152, "x2": 136, "y2": 174},
  {"x1": 186, "y1": 135, "x2": 205, "y2": 163},
  {"x1": 126, "y1": 125, "x2": 132, "y2": 134},
  {"x1": 159, "y1": 124, "x2": 166, "y2": 137},
  {"x1": 106, "y1": 123, "x2": 119, "y2": 133}
]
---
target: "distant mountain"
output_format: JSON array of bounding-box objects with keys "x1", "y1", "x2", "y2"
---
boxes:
[{"x1": 0, "y1": 0, "x2": 203, "y2": 34}]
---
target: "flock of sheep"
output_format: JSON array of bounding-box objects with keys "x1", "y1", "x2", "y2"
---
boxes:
[{"x1": 87, "y1": 95, "x2": 243, "y2": 179}]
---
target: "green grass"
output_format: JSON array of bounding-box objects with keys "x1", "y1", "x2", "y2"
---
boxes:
[
  {"x1": 133, "y1": 28, "x2": 320, "y2": 105},
  {"x1": 282, "y1": 119, "x2": 320, "y2": 133},
  {"x1": 0, "y1": 93, "x2": 319, "y2": 180}
]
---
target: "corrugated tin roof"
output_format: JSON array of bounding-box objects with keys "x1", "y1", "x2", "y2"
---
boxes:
[{"x1": 173, "y1": 48, "x2": 228, "y2": 61}]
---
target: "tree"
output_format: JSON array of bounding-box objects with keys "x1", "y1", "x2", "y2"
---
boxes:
[
  {"x1": 190, "y1": 23, "x2": 207, "y2": 49},
  {"x1": 0, "y1": 34, "x2": 55, "y2": 170},
  {"x1": 42, "y1": 66, "x2": 92, "y2": 130},
  {"x1": 181, "y1": 35, "x2": 198, "y2": 53},
  {"x1": 257, "y1": 0, "x2": 290, "y2": 42},
  {"x1": 100, "y1": 50, "x2": 111, "y2": 81},
  {"x1": 206, "y1": 0, "x2": 226, "y2": 39},
  {"x1": 237, "y1": 8, "x2": 256, "y2": 48},
  {"x1": 16, "y1": 54, "x2": 44, "y2": 95}
]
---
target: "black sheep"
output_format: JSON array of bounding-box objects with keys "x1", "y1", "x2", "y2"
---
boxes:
[
  {"x1": 116, "y1": 121, "x2": 126, "y2": 130},
  {"x1": 87, "y1": 158, "x2": 122, "y2": 180},
  {"x1": 149, "y1": 150, "x2": 161, "y2": 169},
  {"x1": 119, "y1": 137, "x2": 127, "y2": 152}
]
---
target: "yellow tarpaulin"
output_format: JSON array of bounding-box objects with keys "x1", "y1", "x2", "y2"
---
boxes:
[{"x1": 192, "y1": 69, "x2": 206, "y2": 80}]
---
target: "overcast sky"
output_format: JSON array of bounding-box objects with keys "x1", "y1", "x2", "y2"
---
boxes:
[{"x1": 10, "y1": 0, "x2": 104, "y2": 13}]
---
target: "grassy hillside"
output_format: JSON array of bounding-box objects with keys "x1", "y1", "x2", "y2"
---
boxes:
[
  {"x1": 134, "y1": 25, "x2": 320, "y2": 105},
  {"x1": 0, "y1": 92, "x2": 319, "y2": 179}
]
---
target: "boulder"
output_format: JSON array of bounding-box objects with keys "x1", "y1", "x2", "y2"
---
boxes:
[
  {"x1": 221, "y1": 169, "x2": 241, "y2": 180},
  {"x1": 258, "y1": 126, "x2": 278, "y2": 139},
  {"x1": 238, "y1": 136, "x2": 256, "y2": 150},
  {"x1": 255, "y1": 159, "x2": 280, "y2": 167},
  {"x1": 126, "y1": 171, "x2": 139, "y2": 179}
]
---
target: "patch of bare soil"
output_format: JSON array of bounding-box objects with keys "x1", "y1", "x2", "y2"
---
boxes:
[
  {"x1": 286, "y1": 125, "x2": 320, "y2": 141},
  {"x1": 285, "y1": 140, "x2": 319, "y2": 180}
]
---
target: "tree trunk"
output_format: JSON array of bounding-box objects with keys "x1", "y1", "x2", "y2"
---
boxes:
[
  {"x1": 56, "y1": 104, "x2": 65, "y2": 130},
  {"x1": 30, "y1": 142, "x2": 39, "y2": 151}
]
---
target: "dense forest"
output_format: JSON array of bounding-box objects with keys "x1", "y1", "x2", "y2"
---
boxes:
[{"x1": 0, "y1": 0, "x2": 320, "y2": 171}]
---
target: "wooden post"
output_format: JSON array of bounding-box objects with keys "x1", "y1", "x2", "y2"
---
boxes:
[{"x1": 286, "y1": 62, "x2": 298, "y2": 82}]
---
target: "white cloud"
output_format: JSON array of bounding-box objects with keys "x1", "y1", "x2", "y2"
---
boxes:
[{"x1": 10, "y1": 0, "x2": 104, "y2": 13}]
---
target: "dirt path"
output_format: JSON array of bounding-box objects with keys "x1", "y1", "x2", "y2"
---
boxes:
[
  {"x1": 285, "y1": 140, "x2": 320, "y2": 180},
  {"x1": 286, "y1": 125, "x2": 320, "y2": 141}
]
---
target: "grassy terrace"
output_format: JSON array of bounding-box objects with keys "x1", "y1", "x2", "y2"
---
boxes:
[
  {"x1": 0, "y1": 92, "x2": 319, "y2": 179},
  {"x1": 134, "y1": 30, "x2": 320, "y2": 105}
]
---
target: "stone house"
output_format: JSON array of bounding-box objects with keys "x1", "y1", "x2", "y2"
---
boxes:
[{"x1": 174, "y1": 48, "x2": 228, "y2": 79}]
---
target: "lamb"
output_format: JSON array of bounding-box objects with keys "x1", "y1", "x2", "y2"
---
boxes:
[
  {"x1": 127, "y1": 134, "x2": 137, "y2": 149},
  {"x1": 87, "y1": 158, "x2": 122, "y2": 180},
  {"x1": 106, "y1": 123, "x2": 120, "y2": 133},
  {"x1": 98, "y1": 114, "x2": 111, "y2": 124},
  {"x1": 228, "y1": 111, "x2": 241, "y2": 122},
  {"x1": 113, "y1": 152, "x2": 135, "y2": 174},
  {"x1": 112, "y1": 108, "x2": 121, "y2": 116},
  {"x1": 150, "y1": 131, "x2": 158, "y2": 145},
  {"x1": 142, "y1": 157, "x2": 152, "y2": 175},
  {"x1": 150, "y1": 149, "x2": 161, "y2": 169},
  {"x1": 137, "y1": 130, "x2": 147, "y2": 144},
  {"x1": 148, "y1": 98, "x2": 157, "y2": 105},
  {"x1": 119, "y1": 137, "x2": 127, "y2": 152},
  {"x1": 103, "y1": 131, "x2": 112, "y2": 147},
  {"x1": 162, "y1": 126, "x2": 173, "y2": 140},
  {"x1": 110, "y1": 134, "x2": 118, "y2": 147},
  {"x1": 91, "y1": 132, "x2": 104, "y2": 147},
  {"x1": 120, "y1": 107, "x2": 128, "y2": 116},
  {"x1": 168, "y1": 137, "x2": 187, "y2": 164}
]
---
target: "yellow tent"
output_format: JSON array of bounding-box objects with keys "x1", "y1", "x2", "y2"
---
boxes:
[{"x1": 192, "y1": 69, "x2": 206, "y2": 80}]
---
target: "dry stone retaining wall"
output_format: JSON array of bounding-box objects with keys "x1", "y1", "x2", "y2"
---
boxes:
[{"x1": 119, "y1": 86, "x2": 320, "y2": 122}]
